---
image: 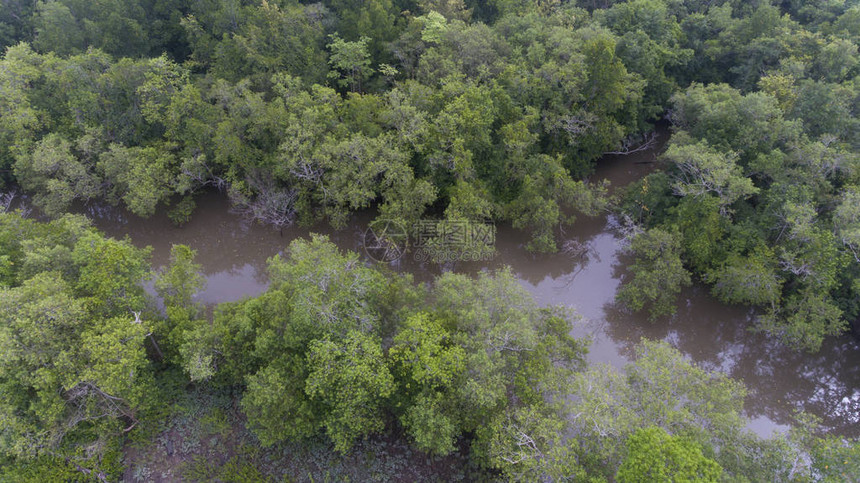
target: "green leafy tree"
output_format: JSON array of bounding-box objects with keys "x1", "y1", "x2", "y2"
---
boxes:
[
  {"x1": 598, "y1": 0, "x2": 693, "y2": 122},
  {"x1": 616, "y1": 228, "x2": 692, "y2": 320},
  {"x1": 0, "y1": 213, "x2": 156, "y2": 474},
  {"x1": 189, "y1": 236, "x2": 395, "y2": 449},
  {"x1": 154, "y1": 244, "x2": 206, "y2": 364},
  {"x1": 669, "y1": 83, "x2": 800, "y2": 162},
  {"x1": 389, "y1": 312, "x2": 466, "y2": 455},
  {"x1": 323, "y1": 0, "x2": 401, "y2": 60},
  {"x1": 665, "y1": 135, "x2": 758, "y2": 215},
  {"x1": 617, "y1": 427, "x2": 722, "y2": 482},
  {"x1": 0, "y1": 1, "x2": 36, "y2": 50},
  {"x1": 0, "y1": 44, "x2": 44, "y2": 173},
  {"x1": 72, "y1": 231, "x2": 151, "y2": 316},
  {"x1": 304, "y1": 331, "x2": 395, "y2": 453},
  {"x1": 14, "y1": 134, "x2": 101, "y2": 217},
  {"x1": 835, "y1": 187, "x2": 860, "y2": 263},
  {"x1": 569, "y1": 340, "x2": 803, "y2": 481},
  {"x1": 327, "y1": 34, "x2": 374, "y2": 93},
  {"x1": 429, "y1": 269, "x2": 587, "y2": 476},
  {"x1": 708, "y1": 248, "x2": 783, "y2": 306},
  {"x1": 182, "y1": 0, "x2": 329, "y2": 85},
  {"x1": 32, "y1": 1, "x2": 85, "y2": 56},
  {"x1": 99, "y1": 144, "x2": 175, "y2": 217}
]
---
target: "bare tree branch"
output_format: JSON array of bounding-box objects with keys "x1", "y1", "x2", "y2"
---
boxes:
[
  {"x1": 229, "y1": 174, "x2": 297, "y2": 232},
  {"x1": 603, "y1": 131, "x2": 658, "y2": 156}
]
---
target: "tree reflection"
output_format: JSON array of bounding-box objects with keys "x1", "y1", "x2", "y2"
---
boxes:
[{"x1": 602, "y1": 277, "x2": 860, "y2": 437}]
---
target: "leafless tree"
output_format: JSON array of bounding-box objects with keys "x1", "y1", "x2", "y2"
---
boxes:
[
  {"x1": 559, "y1": 112, "x2": 597, "y2": 137},
  {"x1": 63, "y1": 382, "x2": 138, "y2": 435},
  {"x1": 179, "y1": 155, "x2": 228, "y2": 192},
  {"x1": 562, "y1": 239, "x2": 589, "y2": 259},
  {"x1": 1, "y1": 189, "x2": 17, "y2": 212},
  {"x1": 610, "y1": 213, "x2": 644, "y2": 249},
  {"x1": 0, "y1": 189, "x2": 33, "y2": 217},
  {"x1": 229, "y1": 176, "x2": 297, "y2": 233}
]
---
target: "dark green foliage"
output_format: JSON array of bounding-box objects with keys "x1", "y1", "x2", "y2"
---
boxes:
[
  {"x1": 2, "y1": 2, "x2": 640, "y2": 252},
  {"x1": 1, "y1": 213, "x2": 856, "y2": 479},
  {"x1": 1, "y1": 0, "x2": 860, "y2": 479},
  {"x1": 616, "y1": 228, "x2": 691, "y2": 319},
  {"x1": 617, "y1": 74, "x2": 858, "y2": 349},
  {"x1": 183, "y1": 235, "x2": 587, "y2": 470}
]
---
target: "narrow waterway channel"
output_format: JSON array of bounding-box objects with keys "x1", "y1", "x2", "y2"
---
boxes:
[{"x1": 81, "y1": 142, "x2": 860, "y2": 440}]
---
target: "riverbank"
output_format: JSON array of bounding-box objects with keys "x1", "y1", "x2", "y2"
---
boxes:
[{"x1": 78, "y1": 173, "x2": 860, "y2": 440}]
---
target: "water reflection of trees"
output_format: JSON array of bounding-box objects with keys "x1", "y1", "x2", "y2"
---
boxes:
[
  {"x1": 602, "y1": 282, "x2": 860, "y2": 437},
  {"x1": 89, "y1": 190, "x2": 860, "y2": 437},
  {"x1": 396, "y1": 219, "x2": 605, "y2": 286}
]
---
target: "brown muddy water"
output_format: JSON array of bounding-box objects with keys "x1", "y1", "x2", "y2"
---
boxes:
[{"x1": 81, "y1": 145, "x2": 860, "y2": 440}]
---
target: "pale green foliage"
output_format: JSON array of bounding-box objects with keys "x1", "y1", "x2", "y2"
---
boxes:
[
  {"x1": 99, "y1": 144, "x2": 175, "y2": 217},
  {"x1": 815, "y1": 38, "x2": 859, "y2": 83},
  {"x1": 72, "y1": 232, "x2": 151, "y2": 316},
  {"x1": 624, "y1": 341, "x2": 746, "y2": 437},
  {"x1": 241, "y1": 356, "x2": 318, "y2": 445},
  {"x1": 479, "y1": 404, "x2": 586, "y2": 482},
  {"x1": 308, "y1": 134, "x2": 415, "y2": 228},
  {"x1": 708, "y1": 248, "x2": 783, "y2": 306},
  {"x1": 155, "y1": 244, "x2": 206, "y2": 366},
  {"x1": 0, "y1": 44, "x2": 43, "y2": 169},
  {"x1": 305, "y1": 331, "x2": 395, "y2": 453},
  {"x1": 196, "y1": 236, "x2": 393, "y2": 449},
  {"x1": 155, "y1": 245, "x2": 205, "y2": 313},
  {"x1": 274, "y1": 79, "x2": 435, "y2": 230},
  {"x1": 785, "y1": 413, "x2": 860, "y2": 481},
  {"x1": 669, "y1": 83, "x2": 800, "y2": 160},
  {"x1": 75, "y1": 315, "x2": 151, "y2": 410},
  {"x1": 418, "y1": 11, "x2": 449, "y2": 44},
  {"x1": 0, "y1": 214, "x2": 156, "y2": 463},
  {"x1": 399, "y1": 392, "x2": 460, "y2": 456},
  {"x1": 327, "y1": 34, "x2": 374, "y2": 92},
  {"x1": 617, "y1": 427, "x2": 722, "y2": 482},
  {"x1": 14, "y1": 134, "x2": 101, "y2": 217},
  {"x1": 507, "y1": 153, "x2": 609, "y2": 252},
  {"x1": 568, "y1": 340, "x2": 801, "y2": 481},
  {"x1": 757, "y1": 288, "x2": 846, "y2": 352},
  {"x1": 429, "y1": 269, "x2": 588, "y2": 477},
  {"x1": 835, "y1": 186, "x2": 860, "y2": 262},
  {"x1": 782, "y1": 199, "x2": 818, "y2": 243},
  {"x1": 17, "y1": 215, "x2": 91, "y2": 282},
  {"x1": 265, "y1": 235, "x2": 386, "y2": 338},
  {"x1": 390, "y1": 313, "x2": 465, "y2": 390},
  {"x1": 418, "y1": 0, "x2": 471, "y2": 21},
  {"x1": 666, "y1": 135, "x2": 758, "y2": 214},
  {"x1": 389, "y1": 312, "x2": 466, "y2": 454}
]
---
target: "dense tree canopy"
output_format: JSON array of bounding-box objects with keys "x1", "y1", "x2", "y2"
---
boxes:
[
  {"x1": 619, "y1": 78, "x2": 858, "y2": 350},
  {"x1": 0, "y1": 211, "x2": 856, "y2": 480},
  {"x1": 2, "y1": 0, "x2": 860, "y2": 479},
  {"x1": 0, "y1": 213, "x2": 157, "y2": 477}
]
